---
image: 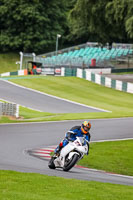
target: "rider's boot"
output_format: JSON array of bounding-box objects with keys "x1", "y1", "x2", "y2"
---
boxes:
[{"x1": 54, "y1": 142, "x2": 63, "y2": 156}]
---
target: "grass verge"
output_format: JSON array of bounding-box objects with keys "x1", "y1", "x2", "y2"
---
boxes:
[
  {"x1": 79, "y1": 140, "x2": 133, "y2": 176},
  {"x1": 0, "y1": 53, "x2": 19, "y2": 74},
  {"x1": 50, "y1": 140, "x2": 133, "y2": 176},
  {"x1": 8, "y1": 76, "x2": 133, "y2": 118},
  {"x1": 0, "y1": 75, "x2": 133, "y2": 123},
  {"x1": 0, "y1": 170, "x2": 133, "y2": 200},
  {"x1": 0, "y1": 106, "x2": 60, "y2": 123}
]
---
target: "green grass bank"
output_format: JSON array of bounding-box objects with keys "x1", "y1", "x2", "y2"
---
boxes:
[
  {"x1": 79, "y1": 140, "x2": 133, "y2": 176},
  {"x1": 0, "y1": 75, "x2": 133, "y2": 123},
  {"x1": 8, "y1": 76, "x2": 133, "y2": 119},
  {"x1": 0, "y1": 170, "x2": 133, "y2": 200},
  {"x1": 0, "y1": 53, "x2": 19, "y2": 74},
  {"x1": 49, "y1": 140, "x2": 133, "y2": 176}
]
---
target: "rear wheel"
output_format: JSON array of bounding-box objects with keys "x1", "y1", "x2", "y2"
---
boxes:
[
  {"x1": 63, "y1": 154, "x2": 79, "y2": 172},
  {"x1": 48, "y1": 157, "x2": 56, "y2": 169}
]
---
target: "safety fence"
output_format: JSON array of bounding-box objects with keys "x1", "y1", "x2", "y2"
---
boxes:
[
  {"x1": 16, "y1": 42, "x2": 132, "y2": 72},
  {"x1": 35, "y1": 42, "x2": 133, "y2": 69},
  {"x1": 38, "y1": 42, "x2": 133, "y2": 58},
  {"x1": 61, "y1": 68, "x2": 133, "y2": 94},
  {"x1": 0, "y1": 102, "x2": 19, "y2": 118},
  {"x1": 0, "y1": 69, "x2": 28, "y2": 77}
]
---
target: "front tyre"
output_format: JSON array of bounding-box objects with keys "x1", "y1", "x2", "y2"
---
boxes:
[
  {"x1": 63, "y1": 154, "x2": 79, "y2": 172},
  {"x1": 48, "y1": 157, "x2": 56, "y2": 169}
]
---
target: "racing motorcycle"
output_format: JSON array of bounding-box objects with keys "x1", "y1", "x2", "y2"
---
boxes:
[{"x1": 48, "y1": 136, "x2": 89, "y2": 171}]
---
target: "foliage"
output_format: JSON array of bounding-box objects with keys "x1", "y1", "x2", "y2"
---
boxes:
[
  {"x1": 0, "y1": 0, "x2": 132, "y2": 53},
  {"x1": 0, "y1": 0, "x2": 69, "y2": 53},
  {"x1": 68, "y1": 0, "x2": 133, "y2": 44},
  {"x1": 105, "y1": 0, "x2": 133, "y2": 42}
]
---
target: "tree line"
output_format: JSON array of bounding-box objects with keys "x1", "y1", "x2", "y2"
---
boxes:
[{"x1": 0, "y1": 0, "x2": 133, "y2": 53}]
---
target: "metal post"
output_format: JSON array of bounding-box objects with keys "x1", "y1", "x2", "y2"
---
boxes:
[
  {"x1": 127, "y1": 56, "x2": 130, "y2": 68},
  {"x1": 56, "y1": 36, "x2": 58, "y2": 55},
  {"x1": 19, "y1": 52, "x2": 23, "y2": 70},
  {"x1": 16, "y1": 104, "x2": 19, "y2": 118},
  {"x1": 56, "y1": 34, "x2": 61, "y2": 55},
  {"x1": 32, "y1": 53, "x2": 36, "y2": 62}
]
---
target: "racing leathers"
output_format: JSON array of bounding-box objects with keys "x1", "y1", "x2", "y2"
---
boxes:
[{"x1": 54, "y1": 126, "x2": 91, "y2": 155}]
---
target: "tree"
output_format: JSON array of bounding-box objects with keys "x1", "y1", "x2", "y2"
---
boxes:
[
  {"x1": 0, "y1": 0, "x2": 68, "y2": 53},
  {"x1": 68, "y1": 0, "x2": 133, "y2": 44},
  {"x1": 126, "y1": 16, "x2": 133, "y2": 39},
  {"x1": 105, "y1": 0, "x2": 133, "y2": 43}
]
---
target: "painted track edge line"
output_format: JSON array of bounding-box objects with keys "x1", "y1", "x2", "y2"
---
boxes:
[{"x1": 91, "y1": 138, "x2": 133, "y2": 143}]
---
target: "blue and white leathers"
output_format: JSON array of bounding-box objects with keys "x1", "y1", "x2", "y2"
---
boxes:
[{"x1": 54, "y1": 126, "x2": 90, "y2": 153}]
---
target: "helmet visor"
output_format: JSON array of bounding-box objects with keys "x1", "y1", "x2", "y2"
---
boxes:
[{"x1": 83, "y1": 126, "x2": 89, "y2": 132}]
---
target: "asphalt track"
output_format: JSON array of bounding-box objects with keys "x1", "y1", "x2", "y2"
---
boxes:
[
  {"x1": 0, "y1": 119, "x2": 133, "y2": 186},
  {"x1": 0, "y1": 79, "x2": 106, "y2": 113},
  {"x1": 0, "y1": 79, "x2": 133, "y2": 185}
]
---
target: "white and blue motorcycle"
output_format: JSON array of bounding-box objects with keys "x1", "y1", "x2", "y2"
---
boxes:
[{"x1": 48, "y1": 136, "x2": 89, "y2": 171}]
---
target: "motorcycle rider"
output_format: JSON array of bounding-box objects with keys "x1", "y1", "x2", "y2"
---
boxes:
[{"x1": 54, "y1": 121, "x2": 91, "y2": 155}]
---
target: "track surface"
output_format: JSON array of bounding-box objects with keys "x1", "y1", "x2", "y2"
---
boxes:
[
  {"x1": 0, "y1": 119, "x2": 133, "y2": 186},
  {"x1": 0, "y1": 79, "x2": 105, "y2": 113},
  {"x1": 104, "y1": 74, "x2": 133, "y2": 83}
]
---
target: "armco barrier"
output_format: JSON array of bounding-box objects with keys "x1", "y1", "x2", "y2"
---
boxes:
[
  {"x1": 61, "y1": 67, "x2": 133, "y2": 94},
  {"x1": 0, "y1": 102, "x2": 19, "y2": 118},
  {"x1": 0, "y1": 69, "x2": 28, "y2": 77},
  {"x1": 77, "y1": 68, "x2": 133, "y2": 94}
]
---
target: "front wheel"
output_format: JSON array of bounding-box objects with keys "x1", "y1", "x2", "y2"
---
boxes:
[
  {"x1": 48, "y1": 157, "x2": 56, "y2": 169},
  {"x1": 63, "y1": 154, "x2": 79, "y2": 172}
]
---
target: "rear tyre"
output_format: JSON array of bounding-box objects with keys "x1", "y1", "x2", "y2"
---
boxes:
[
  {"x1": 48, "y1": 157, "x2": 56, "y2": 169},
  {"x1": 63, "y1": 154, "x2": 79, "y2": 172}
]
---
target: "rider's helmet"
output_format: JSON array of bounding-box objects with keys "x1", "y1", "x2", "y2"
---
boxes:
[{"x1": 81, "y1": 121, "x2": 91, "y2": 134}]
